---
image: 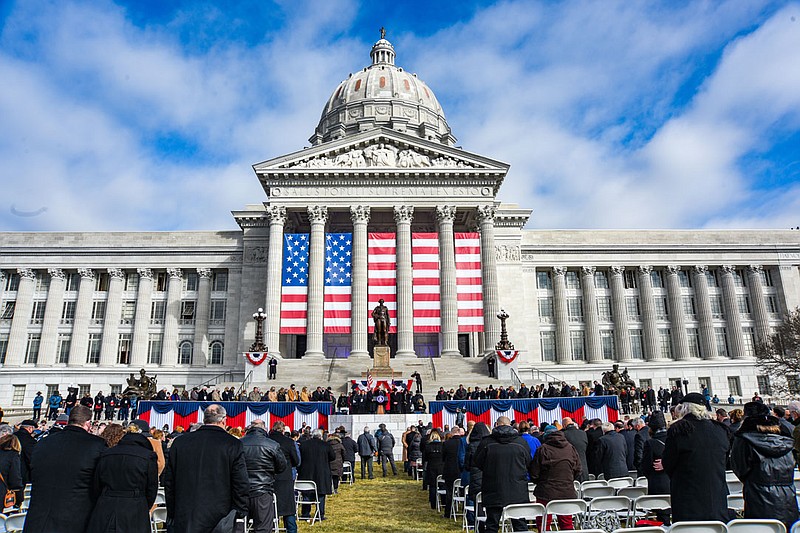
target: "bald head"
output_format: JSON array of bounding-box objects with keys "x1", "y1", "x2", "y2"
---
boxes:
[
  {"x1": 562, "y1": 417, "x2": 574, "y2": 427},
  {"x1": 495, "y1": 416, "x2": 512, "y2": 427}
]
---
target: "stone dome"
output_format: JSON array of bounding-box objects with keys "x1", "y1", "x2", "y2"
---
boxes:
[{"x1": 309, "y1": 36, "x2": 456, "y2": 146}]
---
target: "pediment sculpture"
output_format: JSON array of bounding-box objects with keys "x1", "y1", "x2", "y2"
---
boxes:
[{"x1": 281, "y1": 142, "x2": 477, "y2": 170}]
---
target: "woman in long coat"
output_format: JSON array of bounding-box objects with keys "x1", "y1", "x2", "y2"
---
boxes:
[
  {"x1": 422, "y1": 431, "x2": 444, "y2": 510},
  {"x1": 327, "y1": 433, "x2": 346, "y2": 493},
  {"x1": 640, "y1": 410, "x2": 670, "y2": 525},
  {"x1": 86, "y1": 432, "x2": 158, "y2": 533}
]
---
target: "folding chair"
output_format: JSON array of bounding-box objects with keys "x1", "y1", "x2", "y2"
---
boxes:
[
  {"x1": 617, "y1": 486, "x2": 647, "y2": 500},
  {"x1": 666, "y1": 521, "x2": 727, "y2": 533},
  {"x1": 632, "y1": 495, "x2": 671, "y2": 526},
  {"x1": 3, "y1": 513, "x2": 27, "y2": 533},
  {"x1": 154, "y1": 492, "x2": 166, "y2": 507},
  {"x1": 435, "y1": 475, "x2": 447, "y2": 513},
  {"x1": 791, "y1": 520, "x2": 800, "y2": 533},
  {"x1": 273, "y1": 495, "x2": 285, "y2": 533},
  {"x1": 636, "y1": 476, "x2": 648, "y2": 487},
  {"x1": 587, "y1": 495, "x2": 632, "y2": 528},
  {"x1": 463, "y1": 486, "x2": 474, "y2": 531},
  {"x1": 452, "y1": 479, "x2": 467, "y2": 522},
  {"x1": 582, "y1": 480, "x2": 610, "y2": 490},
  {"x1": 294, "y1": 480, "x2": 321, "y2": 525},
  {"x1": 612, "y1": 528, "x2": 665, "y2": 533},
  {"x1": 727, "y1": 519, "x2": 786, "y2": 533},
  {"x1": 150, "y1": 507, "x2": 167, "y2": 533},
  {"x1": 727, "y1": 480, "x2": 743, "y2": 495},
  {"x1": 582, "y1": 486, "x2": 616, "y2": 501},
  {"x1": 725, "y1": 471, "x2": 738, "y2": 482},
  {"x1": 415, "y1": 459, "x2": 425, "y2": 481},
  {"x1": 342, "y1": 461, "x2": 354, "y2": 485},
  {"x1": 726, "y1": 494, "x2": 744, "y2": 518},
  {"x1": 543, "y1": 498, "x2": 588, "y2": 531},
  {"x1": 607, "y1": 477, "x2": 635, "y2": 489},
  {"x1": 499, "y1": 502, "x2": 545, "y2": 533},
  {"x1": 475, "y1": 492, "x2": 487, "y2": 532},
  {"x1": 530, "y1": 483, "x2": 537, "y2": 502}
]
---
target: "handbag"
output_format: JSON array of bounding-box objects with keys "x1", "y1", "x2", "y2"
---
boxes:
[{"x1": 0, "y1": 471, "x2": 16, "y2": 509}]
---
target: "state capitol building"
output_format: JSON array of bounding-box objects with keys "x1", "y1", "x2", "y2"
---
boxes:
[{"x1": 1, "y1": 36, "x2": 799, "y2": 407}]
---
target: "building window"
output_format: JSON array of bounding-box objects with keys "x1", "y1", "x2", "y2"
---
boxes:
[
  {"x1": 65, "y1": 272, "x2": 80, "y2": 291},
  {"x1": 110, "y1": 384, "x2": 122, "y2": 395},
  {"x1": 57, "y1": 334, "x2": 71, "y2": 364},
  {"x1": 79, "y1": 384, "x2": 91, "y2": 397},
  {"x1": 737, "y1": 295, "x2": 750, "y2": 315},
  {"x1": 151, "y1": 301, "x2": 166, "y2": 324},
  {"x1": 117, "y1": 334, "x2": 131, "y2": 365},
  {"x1": 61, "y1": 301, "x2": 76, "y2": 324},
  {"x1": 155, "y1": 272, "x2": 168, "y2": 292},
  {"x1": 565, "y1": 271, "x2": 580, "y2": 290},
  {"x1": 743, "y1": 327, "x2": 755, "y2": 358},
  {"x1": 639, "y1": 378, "x2": 653, "y2": 389},
  {"x1": 30, "y1": 301, "x2": 46, "y2": 324},
  {"x1": 1, "y1": 301, "x2": 16, "y2": 320},
  {"x1": 12, "y1": 385, "x2": 25, "y2": 407},
  {"x1": 179, "y1": 340, "x2": 192, "y2": 365},
  {"x1": 538, "y1": 297, "x2": 553, "y2": 322},
  {"x1": 180, "y1": 301, "x2": 196, "y2": 323},
  {"x1": 148, "y1": 334, "x2": 163, "y2": 365},
  {"x1": 630, "y1": 330, "x2": 643, "y2": 360},
  {"x1": 46, "y1": 384, "x2": 59, "y2": 399},
  {"x1": 624, "y1": 270, "x2": 637, "y2": 289},
  {"x1": 597, "y1": 297, "x2": 612, "y2": 322},
  {"x1": 766, "y1": 296, "x2": 779, "y2": 315},
  {"x1": 537, "y1": 271, "x2": 552, "y2": 290},
  {"x1": 715, "y1": 327, "x2": 729, "y2": 358},
  {"x1": 184, "y1": 272, "x2": 199, "y2": 292},
  {"x1": 567, "y1": 297, "x2": 583, "y2": 322},
  {"x1": 687, "y1": 328, "x2": 700, "y2": 358},
  {"x1": 570, "y1": 331, "x2": 585, "y2": 361},
  {"x1": 594, "y1": 271, "x2": 608, "y2": 289},
  {"x1": 677, "y1": 269, "x2": 691, "y2": 288},
  {"x1": 733, "y1": 269, "x2": 746, "y2": 288},
  {"x1": 682, "y1": 297, "x2": 696, "y2": 319},
  {"x1": 94, "y1": 272, "x2": 109, "y2": 292},
  {"x1": 121, "y1": 301, "x2": 135, "y2": 324},
  {"x1": 210, "y1": 300, "x2": 226, "y2": 325},
  {"x1": 4, "y1": 273, "x2": 20, "y2": 292},
  {"x1": 655, "y1": 297, "x2": 668, "y2": 320},
  {"x1": 0, "y1": 335, "x2": 8, "y2": 364},
  {"x1": 87, "y1": 333, "x2": 102, "y2": 364},
  {"x1": 626, "y1": 297, "x2": 640, "y2": 319},
  {"x1": 650, "y1": 270, "x2": 663, "y2": 288},
  {"x1": 34, "y1": 272, "x2": 49, "y2": 292},
  {"x1": 540, "y1": 331, "x2": 556, "y2": 362},
  {"x1": 25, "y1": 334, "x2": 41, "y2": 364},
  {"x1": 124, "y1": 272, "x2": 139, "y2": 292},
  {"x1": 601, "y1": 330, "x2": 614, "y2": 360},
  {"x1": 705, "y1": 270, "x2": 718, "y2": 287},
  {"x1": 209, "y1": 341, "x2": 224, "y2": 365},
  {"x1": 757, "y1": 375, "x2": 772, "y2": 396},
  {"x1": 212, "y1": 272, "x2": 228, "y2": 292},
  {"x1": 91, "y1": 301, "x2": 106, "y2": 323},
  {"x1": 727, "y1": 376, "x2": 742, "y2": 397},
  {"x1": 658, "y1": 329, "x2": 672, "y2": 358},
  {"x1": 760, "y1": 268, "x2": 773, "y2": 287},
  {"x1": 711, "y1": 296, "x2": 724, "y2": 319}
]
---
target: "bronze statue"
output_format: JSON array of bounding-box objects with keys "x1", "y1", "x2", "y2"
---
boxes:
[
  {"x1": 601, "y1": 363, "x2": 636, "y2": 392},
  {"x1": 372, "y1": 298, "x2": 390, "y2": 346},
  {"x1": 122, "y1": 368, "x2": 158, "y2": 399}
]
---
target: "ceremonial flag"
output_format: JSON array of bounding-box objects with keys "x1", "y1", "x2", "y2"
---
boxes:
[
  {"x1": 366, "y1": 371, "x2": 375, "y2": 390},
  {"x1": 367, "y1": 233, "x2": 397, "y2": 332},
  {"x1": 280, "y1": 234, "x2": 309, "y2": 334},
  {"x1": 324, "y1": 233, "x2": 352, "y2": 333},
  {"x1": 412, "y1": 233, "x2": 441, "y2": 332},
  {"x1": 455, "y1": 232, "x2": 484, "y2": 332}
]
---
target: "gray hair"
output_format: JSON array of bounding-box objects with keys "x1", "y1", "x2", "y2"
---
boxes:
[
  {"x1": 675, "y1": 401, "x2": 712, "y2": 420},
  {"x1": 788, "y1": 400, "x2": 800, "y2": 414},
  {"x1": 250, "y1": 419, "x2": 266, "y2": 429},
  {"x1": 203, "y1": 404, "x2": 227, "y2": 425},
  {"x1": 601, "y1": 421, "x2": 614, "y2": 433},
  {"x1": 312, "y1": 428, "x2": 325, "y2": 439},
  {"x1": 0, "y1": 425, "x2": 12, "y2": 438},
  {"x1": 632, "y1": 418, "x2": 645, "y2": 428}
]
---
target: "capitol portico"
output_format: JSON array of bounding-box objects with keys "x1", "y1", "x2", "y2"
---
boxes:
[{"x1": 1, "y1": 35, "x2": 800, "y2": 407}]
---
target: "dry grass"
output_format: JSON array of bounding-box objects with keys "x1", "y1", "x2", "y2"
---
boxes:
[{"x1": 297, "y1": 464, "x2": 463, "y2": 533}]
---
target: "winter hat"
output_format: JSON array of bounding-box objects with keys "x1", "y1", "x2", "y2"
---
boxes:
[
  {"x1": 543, "y1": 424, "x2": 558, "y2": 436},
  {"x1": 743, "y1": 401, "x2": 770, "y2": 418},
  {"x1": 131, "y1": 419, "x2": 151, "y2": 435},
  {"x1": 681, "y1": 392, "x2": 711, "y2": 411},
  {"x1": 19, "y1": 419, "x2": 37, "y2": 428},
  {"x1": 647, "y1": 411, "x2": 666, "y2": 431}
]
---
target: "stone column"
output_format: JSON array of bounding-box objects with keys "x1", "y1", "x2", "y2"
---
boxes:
[
  {"x1": 350, "y1": 206, "x2": 371, "y2": 359},
  {"x1": 720, "y1": 265, "x2": 746, "y2": 359},
  {"x1": 692, "y1": 265, "x2": 719, "y2": 360},
  {"x1": 581, "y1": 266, "x2": 602, "y2": 363},
  {"x1": 130, "y1": 269, "x2": 153, "y2": 368},
  {"x1": 609, "y1": 266, "x2": 632, "y2": 362},
  {"x1": 437, "y1": 205, "x2": 460, "y2": 356},
  {"x1": 477, "y1": 205, "x2": 500, "y2": 349},
  {"x1": 161, "y1": 268, "x2": 182, "y2": 366},
  {"x1": 305, "y1": 206, "x2": 328, "y2": 358},
  {"x1": 746, "y1": 265, "x2": 771, "y2": 344},
  {"x1": 68, "y1": 269, "x2": 95, "y2": 366},
  {"x1": 39, "y1": 269, "x2": 66, "y2": 366},
  {"x1": 5, "y1": 269, "x2": 37, "y2": 366},
  {"x1": 192, "y1": 268, "x2": 212, "y2": 366},
  {"x1": 665, "y1": 266, "x2": 690, "y2": 361},
  {"x1": 264, "y1": 206, "x2": 287, "y2": 358},
  {"x1": 637, "y1": 266, "x2": 660, "y2": 361},
  {"x1": 552, "y1": 266, "x2": 571, "y2": 363},
  {"x1": 394, "y1": 205, "x2": 415, "y2": 358},
  {"x1": 98, "y1": 268, "x2": 125, "y2": 366}
]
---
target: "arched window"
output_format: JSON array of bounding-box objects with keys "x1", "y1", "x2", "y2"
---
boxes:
[
  {"x1": 178, "y1": 341, "x2": 192, "y2": 365},
  {"x1": 209, "y1": 341, "x2": 223, "y2": 365}
]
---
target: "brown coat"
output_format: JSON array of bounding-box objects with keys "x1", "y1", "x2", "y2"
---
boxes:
[
  {"x1": 529, "y1": 431, "x2": 581, "y2": 501},
  {"x1": 327, "y1": 435, "x2": 346, "y2": 477}
]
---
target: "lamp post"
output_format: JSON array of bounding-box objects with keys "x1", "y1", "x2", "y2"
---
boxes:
[
  {"x1": 495, "y1": 309, "x2": 514, "y2": 351},
  {"x1": 682, "y1": 378, "x2": 689, "y2": 396},
  {"x1": 250, "y1": 308, "x2": 267, "y2": 352}
]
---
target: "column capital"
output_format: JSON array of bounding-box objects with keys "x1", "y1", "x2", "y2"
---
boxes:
[
  {"x1": 435, "y1": 205, "x2": 455, "y2": 222},
  {"x1": 638, "y1": 265, "x2": 652, "y2": 275},
  {"x1": 77, "y1": 268, "x2": 95, "y2": 280},
  {"x1": 17, "y1": 268, "x2": 36, "y2": 280},
  {"x1": 137, "y1": 268, "x2": 153, "y2": 280},
  {"x1": 693, "y1": 265, "x2": 708, "y2": 275},
  {"x1": 747, "y1": 264, "x2": 763, "y2": 274},
  {"x1": 666, "y1": 265, "x2": 681, "y2": 275},
  {"x1": 581, "y1": 266, "x2": 596, "y2": 277},
  {"x1": 476, "y1": 205, "x2": 497, "y2": 222},
  {"x1": 166, "y1": 268, "x2": 183, "y2": 279},
  {"x1": 609, "y1": 265, "x2": 625, "y2": 275},
  {"x1": 47, "y1": 268, "x2": 66, "y2": 280},
  {"x1": 552, "y1": 266, "x2": 567, "y2": 277},
  {"x1": 265, "y1": 205, "x2": 287, "y2": 225},
  {"x1": 721, "y1": 264, "x2": 736, "y2": 274},
  {"x1": 0, "y1": 271, "x2": 5, "y2": 282},
  {"x1": 197, "y1": 268, "x2": 213, "y2": 279},
  {"x1": 394, "y1": 205, "x2": 415, "y2": 224},
  {"x1": 307, "y1": 205, "x2": 328, "y2": 224},
  {"x1": 108, "y1": 268, "x2": 125, "y2": 280},
  {"x1": 350, "y1": 205, "x2": 371, "y2": 224}
]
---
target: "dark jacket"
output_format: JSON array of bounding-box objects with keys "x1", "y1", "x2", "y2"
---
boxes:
[
  {"x1": 377, "y1": 431, "x2": 395, "y2": 455},
  {"x1": 473, "y1": 425, "x2": 532, "y2": 508},
  {"x1": 85, "y1": 433, "x2": 159, "y2": 533},
  {"x1": 269, "y1": 429, "x2": 301, "y2": 517},
  {"x1": 407, "y1": 432, "x2": 422, "y2": 462},
  {"x1": 24, "y1": 425, "x2": 106, "y2": 533},
  {"x1": 529, "y1": 431, "x2": 581, "y2": 501},
  {"x1": 730, "y1": 418, "x2": 799, "y2": 528},
  {"x1": 586, "y1": 426, "x2": 604, "y2": 476},
  {"x1": 422, "y1": 438, "x2": 444, "y2": 486},
  {"x1": 327, "y1": 435, "x2": 346, "y2": 477},
  {"x1": 163, "y1": 425, "x2": 249, "y2": 533},
  {"x1": 442, "y1": 437, "x2": 462, "y2": 484},
  {"x1": 0, "y1": 448, "x2": 23, "y2": 497},
  {"x1": 622, "y1": 429, "x2": 636, "y2": 471},
  {"x1": 464, "y1": 424, "x2": 491, "y2": 497},
  {"x1": 561, "y1": 425, "x2": 589, "y2": 482},
  {"x1": 298, "y1": 437, "x2": 335, "y2": 496},
  {"x1": 357, "y1": 431, "x2": 377, "y2": 456},
  {"x1": 598, "y1": 431, "x2": 629, "y2": 480},
  {"x1": 13, "y1": 429, "x2": 36, "y2": 486},
  {"x1": 634, "y1": 426, "x2": 650, "y2": 474},
  {"x1": 641, "y1": 429, "x2": 669, "y2": 495},
  {"x1": 340, "y1": 434, "x2": 358, "y2": 465},
  {"x1": 663, "y1": 414, "x2": 730, "y2": 522},
  {"x1": 240, "y1": 427, "x2": 288, "y2": 496}
]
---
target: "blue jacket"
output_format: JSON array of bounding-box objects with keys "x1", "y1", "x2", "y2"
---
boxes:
[
  {"x1": 48, "y1": 395, "x2": 62, "y2": 409},
  {"x1": 33, "y1": 395, "x2": 44, "y2": 408}
]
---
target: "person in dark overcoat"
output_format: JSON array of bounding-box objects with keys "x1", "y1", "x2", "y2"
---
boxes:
[
  {"x1": 561, "y1": 417, "x2": 589, "y2": 482},
  {"x1": 326, "y1": 433, "x2": 345, "y2": 493},
  {"x1": 663, "y1": 393, "x2": 731, "y2": 523},
  {"x1": 585, "y1": 419, "x2": 604, "y2": 476},
  {"x1": 339, "y1": 429, "x2": 358, "y2": 478},
  {"x1": 640, "y1": 410, "x2": 670, "y2": 525},
  {"x1": 730, "y1": 401, "x2": 799, "y2": 529},
  {"x1": 12, "y1": 420, "x2": 36, "y2": 505},
  {"x1": 85, "y1": 432, "x2": 158, "y2": 533},
  {"x1": 422, "y1": 430, "x2": 444, "y2": 510},
  {"x1": 163, "y1": 404, "x2": 249, "y2": 533},
  {"x1": 441, "y1": 429, "x2": 463, "y2": 519},
  {"x1": 297, "y1": 429, "x2": 335, "y2": 520},
  {"x1": 269, "y1": 421, "x2": 301, "y2": 533},
  {"x1": 0, "y1": 430, "x2": 22, "y2": 511},
  {"x1": 23, "y1": 405, "x2": 106, "y2": 533},
  {"x1": 597, "y1": 422, "x2": 629, "y2": 480},
  {"x1": 529, "y1": 429, "x2": 581, "y2": 530}
]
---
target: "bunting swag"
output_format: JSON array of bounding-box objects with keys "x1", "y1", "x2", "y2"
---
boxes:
[
  {"x1": 137, "y1": 401, "x2": 333, "y2": 432},
  {"x1": 429, "y1": 396, "x2": 619, "y2": 429},
  {"x1": 350, "y1": 379, "x2": 413, "y2": 392}
]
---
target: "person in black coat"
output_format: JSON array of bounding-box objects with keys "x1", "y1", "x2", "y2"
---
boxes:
[
  {"x1": 163, "y1": 404, "x2": 249, "y2": 533},
  {"x1": 339, "y1": 429, "x2": 358, "y2": 479},
  {"x1": 597, "y1": 422, "x2": 629, "y2": 480},
  {"x1": 586, "y1": 419, "x2": 604, "y2": 477},
  {"x1": 23, "y1": 405, "x2": 106, "y2": 533},
  {"x1": 297, "y1": 429, "x2": 335, "y2": 520},
  {"x1": 422, "y1": 430, "x2": 444, "y2": 510},
  {"x1": 561, "y1": 417, "x2": 589, "y2": 482},
  {"x1": 241, "y1": 420, "x2": 288, "y2": 533},
  {"x1": 85, "y1": 432, "x2": 158, "y2": 533},
  {"x1": 633, "y1": 418, "x2": 650, "y2": 475},
  {"x1": 0, "y1": 429, "x2": 22, "y2": 510},
  {"x1": 640, "y1": 411, "x2": 670, "y2": 525},
  {"x1": 620, "y1": 421, "x2": 636, "y2": 471},
  {"x1": 269, "y1": 421, "x2": 301, "y2": 532},
  {"x1": 13, "y1": 420, "x2": 36, "y2": 505},
  {"x1": 441, "y1": 430, "x2": 462, "y2": 519}
]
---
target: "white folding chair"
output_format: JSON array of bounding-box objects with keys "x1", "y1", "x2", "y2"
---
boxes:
[
  {"x1": 582, "y1": 486, "x2": 616, "y2": 500},
  {"x1": 294, "y1": 480, "x2": 321, "y2": 525},
  {"x1": 462, "y1": 486, "x2": 474, "y2": 531},
  {"x1": 582, "y1": 480, "x2": 610, "y2": 489},
  {"x1": 154, "y1": 492, "x2": 166, "y2": 507},
  {"x1": 588, "y1": 495, "x2": 632, "y2": 528},
  {"x1": 19, "y1": 500, "x2": 29, "y2": 511},
  {"x1": 435, "y1": 475, "x2": 447, "y2": 513},
  {"x1": 791, "y1": 520, "x2": 800, "y2": 533},
  {"x1": 667, "y1": 521, "x2": 727, "y2": 533},
  {"x1": 612, "y1": 528, "x2": 665, "y2": 533},
  {"x1": 608, "y1": 477, "x2": 635, "y2": 489},
  {"x1": 543, "y1": 498, "x2": 588, "y2": 531},
  {"x1": 617, "y1": 486, "x2": 647, "y2": 500},
  {"x1": 529, "y1": 482, "x2": 537, "y2": 502},
  {"x1": 150, "y1": 506, "x2": 167, "y2": 533},
  {"x1": 636, "y1": 476, "x2": 648, "y2": 487},
  {"x1": 726, "y1": 494, "x2": 744, "y2": 517},
  {"x1": 727, "y1": 480, "x2": 743, "y2": 495},
  {"x1": 632, "y1": 495, "x2": 671, "y2": 525},
  {"x1": 452, "y1": 479, "x2": 467, "y2": 522},
  {"x1": 273, "y1": 495, "x2": 285, "y2": 533},
  {"x1": 4, "y1": 512, "x2": 27, "y2": 533},
  {"x1": 415, "y1": 459, "x2": 424, "y2": 481},
  {"x1": 342, "y1": 461, "x2": 354, "y2": 485},
  {"x1": 499, "y1": 502, "x2": 545, "y2": 533},
  {"x1": 725, "y1": 471, "x2": 738, "y2": 482},
  {"x1": 727, "y1": 519, "x2": 786, "y2": 533},
  {"x1": 475, "y1": 492, "x2": 487, "y2": 531}
]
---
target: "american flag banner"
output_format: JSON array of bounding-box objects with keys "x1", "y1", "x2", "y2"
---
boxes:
[
  {"x1": 324, "y1": 233, "x2": 352, "y2": 333},
  {"x1": 455, "y1": 232, "x2": 484, "y2": 332},
  {"x1": 412, "y1": 232, "x2": 441, "y2": 332},
  {"x1": 280, "y1": 234, "x2": 309, "y2": 334},
  {"x1": 367, "y1": 233, "x2": 397, "y2": 333}
]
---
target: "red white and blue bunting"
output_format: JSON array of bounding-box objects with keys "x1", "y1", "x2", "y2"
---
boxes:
[
  {"x1": 243, "y1": 352, "x2": 269, "y2": 366},
  {"x1": 350, "y1": 379, "x2": 413, "y2": 392},
  {"x1": 429, "y1": 396, "x2": 619, "y2": 429},
  {"x1": 495, "y1": 350, "x2": 519, "y2": 363},
  {"x1": 136, "y1": 401, "x2": 333, "y2": 432}
]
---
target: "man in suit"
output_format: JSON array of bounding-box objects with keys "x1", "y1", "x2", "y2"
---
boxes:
[
  {"x1": 561, "y1": 417, "x2": 589, "y2": 482},
  {"x1": 297, "y1": 429, "x2": 335, "y2": 521}
]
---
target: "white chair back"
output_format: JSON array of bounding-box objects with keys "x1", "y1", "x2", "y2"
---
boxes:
[
  {"x1": 543, "y1": 499, "x2": 588, "y2": 531},
  {"x1": 726, "y1": 494, "x2": 744, "y2": 513},
  {"x1": 582, "y1": 480, "x2": 610, "y2": 489},
  {"x1": 727, "y1": 519, "x2": 786, "y2": 533},
  {"x1": 582, "y1": 486, "x2": 616, "y2": 500},
  {"x1": 150, "y1": 506, "x2": 167, "y2": 533},
  {"x1": 727, "y1": 480, "x2": 743, "y2": 494},
  {"x1": 500, "y1": 503, "x2": 546, "y2": 532},
  {"x1": 667, "y1": 521, "x2": 727, "y2": 533},
  {"x1": 4, "y1": 512, "x2": 27, "y2": 533},
  {"x1": 617, "y1": 486, "x2": 647, "y2": 500},
  {"x1": 612, "y1": 527, "x2": 665, "y2": 532},
  {"x1": 608, "y1": 477, "x2": 635, "y2": 489}
]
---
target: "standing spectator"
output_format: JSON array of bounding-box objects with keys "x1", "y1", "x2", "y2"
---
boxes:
[
  {"x1": 411, "y1": 371, "x2": 423, "y2": 393},
  {"x1": 773, "y1": 406, "x2": 794, "y2": 436},
  {"x1": 0, "y1": 426, "x2": 22, "y2": 512},
  {"x1": 474, "y1": 417, "x2": 533, "y2": 533},
  {"x1": 117, "y1": 395, "x2": 130, "y2": 421},
  {"x1": 620, "y1": 420, "x2": 636, "y2": 471},
  {"x1": 240, "y1": 419, "x2": 288, "y2": 533},
  {"x1": 486, "y1": 355, "x2": 496, "y2": 378},
  {"x1": 729, "y1": 408, "x2": 744, "y2": 433},
  {"x1": 441, "y1": 428, "x2": 462, "y2": 519},
  {"x1": 518, "y1": 421, "x2": 541, "y2": 459},
  {"x1": 163, "y1": 404, "x2": 249, "y2": 532},
  {"x1": 730, "y1": 401, "x2": 799, "y2": 529},
  {"x1": 716, "y1": 408, "x2": 731, "y2": 426},
  {"x1": 357, "y1": 426, "x2": 377, "y2": 480},
  {"x1": 662, "y1": 392, "x2": 730, "y2": 523},
  {"x1": 464, "y1": 422, "x2": 490, "y2": 524},
  {"x1": 377, "y1": 423, "x2": 397, "y2": 476},
  {"x1": 269, "y1": 421, "x2": 301, "y2": 533},
  {"x1": 339, "y1": 428, "x2": 358, "y2": 481},
  {"x1": 32, "y1": 392, "x2": 43, "y2": 420},
  {"x1": 586, "y1": 418, "x2": 604, "y2": 477},
  {"x1": 561, "y1": 417, "x2": 589, "y2": 482},
  {"x1": 79, "y1": 392, "x2": 93, "y2": 408},
  {"x1": 268, "y1": 357, "x2": 278, "y2": 380},
  {"x1": 423, "y1": 430, "x2": 444, "y2": 510},
  {"x1": 128, "y1": 394, "x2": 138, "y2": 420},
  {"x1": 63, "y1": 389, "x2": 78, "y2": 415},
  {"x1": 104, "y1": 392, "x2": 117, "y2": 421},
  {"x1": 24, "y1": 405, "x2": 106, "y2": 533},
  {"x1": 47, "y1": 390, "x2": 62, "y2": 420},
  {"x1": 598, "y1": 421, "x2": 629, "y2": 480},
  {"x1": 85, "y1": 431, "x2": 158, "y2": 533},
  {"x1": 640, "y1": 411, "x2": 670, "y2": 525},
  {"x1": 297, "y1": 429, "x2": 334, "y2": 521},
  {"x1": 129, "y1": 420, "x2": 165, "y2": 475},
  {"x1": 530, "y1": 427, "x2": 581, "y2": 531},
  {"x1": 93, "y1": 391, "x2": 104, "y2": 421},
  {"x1": 327, "y1": 431, "x2": 345, "y2": 493},
  {"x1": 13, "y1": 419, "x2": 36, "y2": 505},
  {"x1": 406, "y1": 428, "x2": 422, "y2": 478},
  {"x1": 633, "y1": 417, "x2": 650, "y2": 475}
]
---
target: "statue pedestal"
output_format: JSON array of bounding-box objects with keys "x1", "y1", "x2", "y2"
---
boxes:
[{"x1": 362, "y1": 345, "x2": 396, "y2": 377}]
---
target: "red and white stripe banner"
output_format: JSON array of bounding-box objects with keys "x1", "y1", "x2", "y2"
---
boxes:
[
  {"x1": 412, "y1": 232, "x2": 441, "y2": 332},
  {"x1": 367, "y1": 233, "x2": 397, "y2": 333},
  {"x1": 455, "y1": 232, "x2": 484, "y2": 332}
]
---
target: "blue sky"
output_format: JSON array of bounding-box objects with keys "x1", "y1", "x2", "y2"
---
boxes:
[{"x1": 1, "y1": 0, "x2": 798, "y2": 232}]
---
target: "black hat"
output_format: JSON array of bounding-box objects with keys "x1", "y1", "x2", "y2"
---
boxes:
[
  {"x1": 19, "y1": 419, "x2": 37, "y2": 428},
  {"x1": 681, "y1": 392, "x2": 711, "y2": 410},
  {"x1": 131, "y1": 419, "x2": 151, "y2": 435},
  {"x1": 647, "y1": 411, "x2": 666, "y2": 430},
  {"x1": 743, "y1": 401, "x2": 770, "y2": 418}
]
